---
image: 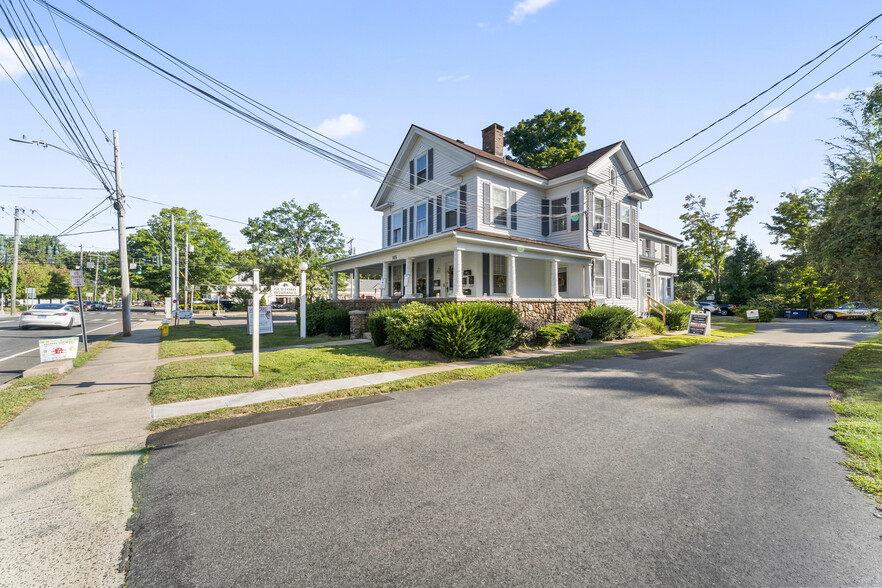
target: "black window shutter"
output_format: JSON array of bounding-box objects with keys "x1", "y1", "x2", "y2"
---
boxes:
[
  {"x1": 483, "y1": 182, "x2": 491, "y2": 225},
  {"x1": 428, "y1": 199, "x2": 434, "y2": 235},
  {"x1": 511, "y1": 200, "x2": 518, "y2": 230},
  {"x1": 428, "y1": 259, "x2": 434, "y2": 295},
  {"x1": 459, "y1": 185, "x2": 467, "y2": 227},
  {"x1": 409, "y1": 160, "x2": 414, "y2": 189},
  {"x1": 541, "y1": 199, "x2": 550, "y2": 236},
  {"x1": 436, "y1": 196, "x2": 442, "y2": 232},
  {"x1": 570, "y1": 191, "x2": 580, "y2": 232},
  {"x1": 402, "y1": 208, "x2": 408, "y2": 241},
  {"x1": 482, "y1": 253, "x2": 490, "y2": 295},
  {"x1": 427, "y1": 148, "x2": 434, "y2": 181},
  {"x1": 386, "y1": 215, "x2": 391, "y2": 246},
  {"x1": 409, "y1": 206, "x2": 415, "y2": 239}
]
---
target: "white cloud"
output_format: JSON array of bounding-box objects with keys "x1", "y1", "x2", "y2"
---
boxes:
[
  {"x1": 315, "y1": 114, "x2": 365, "y2": 139},
  {"x1": 814, "y1": 88, "x2": 850, "y2": 102},
  {"x1": 0, "y1": 37, "x2": 72, "y2": 81},
  {"x1": 437, "y1": 74, "x2": 470, "y2": 83},
  {"x1": 762, "y1": 107, "x2": 792, "y2": 123},
  {"x1": 509, "y1": 0, "x2": 557, "y2": 24}
]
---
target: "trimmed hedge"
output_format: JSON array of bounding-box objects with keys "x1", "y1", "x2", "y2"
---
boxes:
[
  {"x1": 735, "y1": 307, "x2": 775, "y2": 322},
  {"x1": 367, "y1": 307, "x2": 397, "y2": 346},
  {"x1": 639, "y1": 316, "x2": 667, "y2": 335},
  {"x1": 301, "y1": 299, "x2": 337, "y2": 337},
  {"x1": 534, "y1": 323, "x2": 591, "y2": 347},
  {"x1": 653, "y1": 301, "x2": 693, "y2": 331},
  {"x1": 578, "y1": 306, "x2": 637, "y2": 341},
  {"x1": 323, "y1": 309, "x2": 351, "y2": 337},
  {"x1": 386, "y1": 302, "x2": 436, "y2": 350},
  {"x1": 428, "y1": 302, "x2": 520, "y2": 358}
]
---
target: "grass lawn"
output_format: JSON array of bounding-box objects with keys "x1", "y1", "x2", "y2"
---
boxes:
[
  {"x1": 149, "y1": 322, "x2": 755, "y2": 430},
  {"x1": 0, "y1": 338, "x2": 115, "y2": 428},
  {"x1": 826, "y1": 332, "x2": 882, "y2": 504},
  {"x1": 151, "y1": 343, "x2": 442, "y2": 404},
  {"x1": 159, "y1": 323, "x2": 343, "y2": 358}
]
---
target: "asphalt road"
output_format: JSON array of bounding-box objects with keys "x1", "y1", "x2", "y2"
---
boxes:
[
  {"x1": 127, "y1": 320, "x2": 882, "y2": 587},
  {"x1": 0, "y1": 308, "x2": 154, "y2": 386}
]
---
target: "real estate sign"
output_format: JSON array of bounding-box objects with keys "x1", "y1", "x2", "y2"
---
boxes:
[
  {"x1": 687, "y1": 311, "x2": 711, "y2": 336},
  {"x1": 746, "y1": 309, "x2": 760, "y2": 321},
  {"x1": 247, "y1": 305, "x2": 274, "y2": 335},
  {"x1": 39, "y1": 337, "x2": 79, "y2": 362}
]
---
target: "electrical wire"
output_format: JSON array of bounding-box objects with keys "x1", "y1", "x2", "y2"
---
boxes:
[{"x1": 0, "y1": 184, "x2": 104, "y2": 189}]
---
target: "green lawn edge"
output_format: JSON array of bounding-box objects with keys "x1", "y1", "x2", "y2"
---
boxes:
[
  {"x1": 0, "y1": 338, "x2": 116, "y2": 428},
  {"x1": 826, "y1": 331, "x2": 882, "y2": 506},
  {"x1": 148, "y1": 322, "x2": 755, "y2": 432},
  {"x1": 158, "y1": 323, "x2": 344, "y2": 359}
]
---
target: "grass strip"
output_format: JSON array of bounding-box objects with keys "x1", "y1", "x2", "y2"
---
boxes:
[
  {"x1": 148, "y1": 322, "x2": 755, "y2": 431},
  {"x1": 158, "y1": 323, "x2": 342, "y2": 359},
  {"x1": 151, "y1": 343, "x2": 442, "y2": 404},
  {"x1": 826, "y1": 332, "x2": 882, "y2": 504}
]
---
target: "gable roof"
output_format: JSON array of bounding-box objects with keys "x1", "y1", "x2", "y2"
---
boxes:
[
  {"x1": 417, "y1": 126, "x2": 546, "y2": 178},
  {"x1": 538, "y1": 142, "x2": 622, "y2": 179},
  {"x1": 639, "y1": 223, "x2": 682, "y2": 243}
]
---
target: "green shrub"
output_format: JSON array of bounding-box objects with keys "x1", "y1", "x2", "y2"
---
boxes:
[
  {"x1": 578, "y1": 306, "x2": 637, "y2": 341},
  {"x1": 323, "y1": 309, "x2": 350, "y2": 337},
  {"x1": 301, "y1": 299, "x2": 337, "y2": 336},
  {"x1": 230, "y1": 304, "x2": 247, "y2": 312},
  {"x1": 366, "y1": 306, "x2": 396, "y2": 346},
  {"x1": 654, "y1": 301, "x2": 693, "y2": 331},
  {"x1": 429, "y1": 302, "x2": 520, "y2": 358},
  {"x1": 735, "y1": 307, "x2": 775, "y2": 322},
  {"x1": 639, "y1": 316, "x2": 667, "y2": 335},
  {"x1": 745, "y1": 294, "x2": 786, "y2": 316},
  {"x1": 386, "y1": 302, "x2": 436, "y2": 350},
  {"x1": 535, "y1": 323, "x2": 587, "y2": 347}
]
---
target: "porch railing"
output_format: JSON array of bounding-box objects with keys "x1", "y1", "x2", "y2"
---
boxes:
[{"x1": 647, "y1": 295, "x2": 671, "y2": 323}]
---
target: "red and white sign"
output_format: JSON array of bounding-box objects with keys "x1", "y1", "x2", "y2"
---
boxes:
[
  {"x1": 38, "y1": 337, "x2": 79, "y2": 362},
  {"x1": 70, "y1": 270, "x2": 85, "y2": 288}
]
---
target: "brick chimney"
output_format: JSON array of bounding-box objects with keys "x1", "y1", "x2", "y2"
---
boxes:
[{"x1": 482, "y1": 123, "x2": 504, "y2": 158}]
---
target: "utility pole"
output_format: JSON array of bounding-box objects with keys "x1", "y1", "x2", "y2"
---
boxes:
[
  {"x1": 184, "y1": 231, "x2": 190, "y2": 312},
  {"x1": 79, "y1": 244, "x2": 83, "y2": 270},
  {"x1": 93, "y1": 253, "x2": 101, "y2": 301},
  {"x1": 10, "y1": 206, "x2": 20, "y2": 317},
  {"x1": 114, "y1": 131, "x2": 132, "y2": 336},
  {"x1": 170, "y1": 214, "x2": 176, "y2": 314}
]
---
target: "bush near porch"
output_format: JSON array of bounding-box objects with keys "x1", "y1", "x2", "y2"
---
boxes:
[{"x1": 578, "y1": 306, "x2": 638, "y2": 341}]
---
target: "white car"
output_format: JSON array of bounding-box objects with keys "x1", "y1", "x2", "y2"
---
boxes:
[{"x1": 19, "y1": 304, "x2": 82, "y2": 330}]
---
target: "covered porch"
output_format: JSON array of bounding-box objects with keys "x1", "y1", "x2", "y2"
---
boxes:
[{"x1": 325, "y1": 229, "x2": 600, "y2": 303}]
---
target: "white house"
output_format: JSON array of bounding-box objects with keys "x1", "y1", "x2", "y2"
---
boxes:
[{"x1": 326, "y1": 123, "x2": 679, "y2": 314}]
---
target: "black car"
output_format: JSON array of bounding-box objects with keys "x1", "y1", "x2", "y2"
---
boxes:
[{"x1": 713, "y1": 302, "x2": 737, "y2": 316}]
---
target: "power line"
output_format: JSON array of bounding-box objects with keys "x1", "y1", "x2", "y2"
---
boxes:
[{"x1": 0, "y1": 184, "x2": 104, "y2": 190}]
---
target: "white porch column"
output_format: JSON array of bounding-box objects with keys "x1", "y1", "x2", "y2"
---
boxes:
[
  {"x1": 352, "y1": 267, "x2": 360, "y2": 299},
  {"x1": 331, "y1": 272, "x2": 338, "y2": 301},
  {"x1": 507, "y1": 255, "x2": 518, "y2": 299},
  {"x1": 550, "y1": 259, "x2": 560, "y2": 299},
  {"x1": 403, "y1": 257, "x2": 415, "y2": 298},
  {"x1": 452, "y1": 249, "x2": 463, "y2": 297},
  {"x1": 380, "y1": 262, "x2": 390, "y2": 299},
  {"x1": 586, "y1": 263, "x2": 593, "y2": 298},
  {"x1": 581, "y1": 265, "x2": 588, "y2": 298}
]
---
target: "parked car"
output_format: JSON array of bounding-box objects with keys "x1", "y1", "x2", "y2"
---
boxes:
[
  {"x1": 143, "y1": 300, "x2": 155, "y2": 307},
  {"x1": 693, "y1": 300, "x2": 718, "y2": 313},
  {"x1": 19, "y1": 303, "x2": 82, "y2": 330},
  {"x1": 813, "y1": 302, "x2": 879, "y2": 321},
  {"x1": 713, "y1": 301, "x2": 737, "y2": 316}
]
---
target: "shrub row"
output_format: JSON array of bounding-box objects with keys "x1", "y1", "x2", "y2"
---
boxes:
[
  {"x1": 534, "y1": 323, "x2": 591, "y2": 347},
  {"x1": 577, "y1": 305, "x2": 637, "y2": 341},
  {"x1": 651, "y1": 301, "x2": 693, "y2": 331},
  {"x1": 734, "y1": 307, "x2": 775, "y2": 322}
]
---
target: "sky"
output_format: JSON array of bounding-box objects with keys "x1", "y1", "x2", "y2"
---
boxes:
[{"x1": 1, "y1": 0, "x2": 881, "y2": 262}]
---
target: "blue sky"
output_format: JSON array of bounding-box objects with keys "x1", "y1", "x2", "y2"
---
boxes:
[{"x1": 1, "y1": 0, "x2": 881, "y2": 261}]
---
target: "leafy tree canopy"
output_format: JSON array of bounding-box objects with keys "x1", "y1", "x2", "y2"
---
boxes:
[{"x1": 504, "y1": 108, "x2": 587, "y2": 169}]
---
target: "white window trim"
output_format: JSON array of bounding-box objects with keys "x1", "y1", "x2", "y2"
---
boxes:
[
  {"x1": 491, "y1": 185, "x2": 509, "y2": 228},
  {"x1": 415, "y1": 203, "x2": 427, "y2": 238},
  {"x1": 620, "y1": 261, "x2": 632, "y2": 298},
  {"x1": 392, "y1": 212, "x2": 403, "y2": 244},
  {"x1": 491, "y1": 254, "x2": 507, "y2": 295},
  {"x1": 593, "y1": 195, "x2": 605, "y2": 231},
  {"x1": 444, "y1": 191, "x2": 459, "y2": 230},
  {"x1": 594, "y1": 260, "x2": 605, "y2": 298},
  {"x1": 551, "y1": 196, "x2": 568, "y2": 233},
  {"x1": 621, "y1": 206, "x2": 631, "y2": 240},
  {"x1": 415, "y1": 152, "x2": 428, "y2": 185}
]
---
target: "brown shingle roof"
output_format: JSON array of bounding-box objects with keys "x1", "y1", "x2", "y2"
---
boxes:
[
  {"x1": 539, "y1": 142, "x2": 622, "y2": 179},
  {"x1": 416, "y1": 126, "x2": 547, "y2": 178},
  {"x1": 639, "y1": 223, "x2": 682, "y2": 242}
]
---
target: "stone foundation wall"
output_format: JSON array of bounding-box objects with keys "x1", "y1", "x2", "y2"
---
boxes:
[{"x1": 339, "y1": 297, "x2": 597, "y2": 332}]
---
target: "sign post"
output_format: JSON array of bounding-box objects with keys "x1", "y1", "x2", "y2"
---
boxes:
[
  {"x1": 70, "y1": 270, "x2": 88, "y2": 352},
  {"x1": 687, "y1": 310, "x2": 712, "y2": 337},
  {"x1": 252, "y1": 269, "x2": 260, "y2": 377}
]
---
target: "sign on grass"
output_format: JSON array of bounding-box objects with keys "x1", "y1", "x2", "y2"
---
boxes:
[
  {"x1": 746, "y1": 309, "x2": 760, "y2": 321},
  {"x1": 39, "y1": 337, "x2": 79, "y2": 362},
  {"x1": 247, "y1": 305, "x2": 274, "y2": 335},
  {"x1": 687, "y1": 311, "x2": 711, "y2": 336},
  {"x1": 177, "y1": 310, "x2": 193, "y2": 319}
]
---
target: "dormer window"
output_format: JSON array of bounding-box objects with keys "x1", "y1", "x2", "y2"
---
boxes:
[{"x1": 416, "y1": 153, "x2": 428, "y2": 184}]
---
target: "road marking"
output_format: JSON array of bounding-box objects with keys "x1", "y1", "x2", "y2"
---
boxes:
[{"x1": 0, "y1": 323, "x2": 121, "y2": 364}]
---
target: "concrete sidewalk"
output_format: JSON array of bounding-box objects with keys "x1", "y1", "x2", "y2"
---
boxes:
[
  {"x1": 150, "y1": 336, "x2": 671, "y2": 421},
  {"x1": 0, "y1": 320, "x2": 162, "y2": 588}
]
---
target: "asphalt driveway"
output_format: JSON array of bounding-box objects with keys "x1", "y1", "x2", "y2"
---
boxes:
[{"x1": 127, "y1": 321, "x2": 882, "y2": 587}]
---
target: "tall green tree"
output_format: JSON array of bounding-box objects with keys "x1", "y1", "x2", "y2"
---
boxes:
[
  {"x1": 720, "y1": 235, "x2": 770, "y2": 305},
  {"x1": 44, "y1": 271, "x2": 74, "y2": 299},
  {"x1": 241, "y1": 200, "x2": 344, "y2": 300},
  {"x1": 128, "y1": 208, "x2": 234, "y2": 297},
  {"x1": 504, "y1": 108, "x2": 587, "y2": 169},
  {"x1": 679, "y1": 190, "x2": 756, "y2": 300},
  {"x1": 823, "y1": 77, "x2": 882, "y2": 176}
]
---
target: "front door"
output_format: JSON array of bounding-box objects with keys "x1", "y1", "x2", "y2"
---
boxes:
[{"x1": 640, "y1": 274, "x2": 650, "y2": 315}]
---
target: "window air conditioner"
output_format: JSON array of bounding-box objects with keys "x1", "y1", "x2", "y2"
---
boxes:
[{"x1": 594, "y1": 222, "x2": 604, "y2": 231}]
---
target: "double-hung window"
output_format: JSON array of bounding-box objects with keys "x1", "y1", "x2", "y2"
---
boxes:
[
  {"x1": 444, "y1": 191, "x2": 458, "y2": 229},
  {"x1": 620, "y1": 262, "x2": 632, "y2": 297},
  {"x1": 593, "y1": 196, "x2": 605, "y2": 230},
  {"x1": 492, "y1": 255, "x2": 507, "y2": 294},
  {"x1": 621, "y1": 206, "x2": 631, "y2": 239},
  {"x1": 641, "y1": 239, "x2": 650, "y2": 257},
  {"x1": 594, "y1": 260, "x2": 605, "y2": 296},
  {"x1": 664, "y1": 244, "x2": 672, "y2": 264},
  {"x1": 415, "y1": 204, "x2": 427, "y2": 238},
  {"x1": 416, "y1": 153, "x2": 428, "y2": 184},
  {"x1": 492, "y1": 186, "x2": 508, "y2": 227},
  {"x1": 551, "y1": 197, "x2": 567, "y2": 232},
  {"x1": 392, "y1": 212, "x2": 402, "y2": 244}
]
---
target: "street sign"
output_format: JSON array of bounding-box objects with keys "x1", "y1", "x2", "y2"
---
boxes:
[
  {"x1": 25, "y1": 287, "x2": 36, "y2": 297},
  {"x1": 247, "y1": 305, "x2": 274, "y2": 335},
  {"x1": 70, "y1": 270, "x2": 85, "y2": 288},
  {"x1": 687, "y1": 311, "x2": 712, "y2": 336},
  {"x1": 38, "y1": 337, "x2": 79, "y2": 362}
]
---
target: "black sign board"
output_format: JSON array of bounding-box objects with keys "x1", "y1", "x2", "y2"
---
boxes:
[{"x1": 687, "y1": 311, "x2": 711, "y2": 336}]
